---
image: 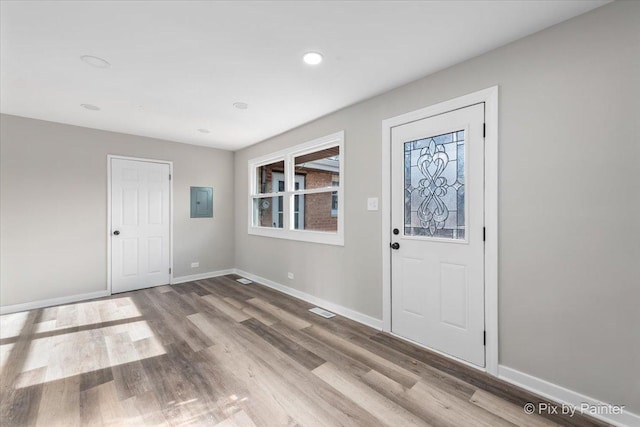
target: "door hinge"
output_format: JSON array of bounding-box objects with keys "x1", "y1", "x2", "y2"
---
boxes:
[
  {"x1": 483, "y1": 331, "x2": 486, "y2": 346},
  {"x1": 483, "y1": 227, "x2": 486, "y2": 242},
  {"x1": 483, "y1": 123, "x2": 486, "y2": 138},
  {"x1": 169, "y1": 268, "x2": 172, "y2": 274},
  {"x1": 169, "y1": 174, "x2": 172, "y2": 180}
]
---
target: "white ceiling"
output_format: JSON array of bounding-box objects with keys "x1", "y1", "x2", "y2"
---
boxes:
[{"x1": 0, "y1": 0, "x2": 608, "y2": 151}]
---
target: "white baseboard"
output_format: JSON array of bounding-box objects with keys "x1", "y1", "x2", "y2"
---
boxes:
[
  {"x1": 233, "y1": 269, "x2": 383, "y2": 330},
  {"x1": 0, "y1": 269, "x2": 234, "y2": 315},
  {"x1": 499, "y1": 365, "x2": 639, "y2": 427},
  {"x1": 0, "y1": 290, "x2": 110, "y2": 315},
  {"x1": 171, "y1": 269, "x2": 235, "y2": 285}
]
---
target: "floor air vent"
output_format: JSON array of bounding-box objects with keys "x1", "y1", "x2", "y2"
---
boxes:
[
  {"x1": 236, "y1": 278, "x2": 253, "y2": 285},
  {"x1": 309, "y1": 307, "x2": 336, "y2": 319}
]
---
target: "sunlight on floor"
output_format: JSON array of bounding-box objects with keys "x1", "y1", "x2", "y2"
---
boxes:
[
  {"x1": 0, "y1": 310, "x2": 29, "y2": 339},
  {"x1": 0, "y1": 342, "x2": 15, "y2": 371},
  {"x1": 16, "y1": 319, "x2": 166, "y2": 388},
  {"x1": 0, "y1": 297, "x2": 142, "y2": 339},
  {"x1": 221, "y1": 393, "x2": 249, "y2": 416},
  {"x1": 36, "y1": 297, "x2": 142, "y2": 333},
  {"x1": 0, "y1": 297, "x2": 167, "y2": 389}
]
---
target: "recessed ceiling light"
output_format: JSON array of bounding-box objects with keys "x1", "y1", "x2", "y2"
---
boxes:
[
  {"x1": 197, "y1": 128, "x2": 210, "y2": 133},
  {"x1": 303, "y1": 52, "x2": 323, "y2": 65},
  {"x1": 80, "y1": 55, "x2": 111, "y2": 69},
  {"x1": 233, "y1": 102, "x2": 248, "y2": 110},
  {"x1": 80, "y1": 104, "x2": 100, "y2": 111}
]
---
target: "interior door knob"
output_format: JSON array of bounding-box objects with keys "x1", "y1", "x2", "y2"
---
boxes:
[
  {"x1": 113, "y1": 230, "x2": 120, "y2": 236},
  {"x1": 390, "y1": 242, "x2": 400, "y2": 250}
]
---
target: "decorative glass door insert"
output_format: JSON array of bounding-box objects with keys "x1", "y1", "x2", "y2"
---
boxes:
[{"x1": 404, "y1": 130, "x2": 466, "y2": 240}]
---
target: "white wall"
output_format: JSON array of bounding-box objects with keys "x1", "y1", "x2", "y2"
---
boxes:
[
  {"x1": 0, "y1": 114, "x2": 235, "y2": 307},
  {"x1": 234, "y1": 0, "x2": 640, "y2": 414}
]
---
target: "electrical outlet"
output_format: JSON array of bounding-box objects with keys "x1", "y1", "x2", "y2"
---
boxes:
[
  {"x1": 287, "y1": 272, "x2": 294, "y2": 280},
  {"x1": 367, "y1": 197, "x2": 379, "y2": 211},
  {"x1": 191, "y1": 262, "x2": 199, "y2": 268}
]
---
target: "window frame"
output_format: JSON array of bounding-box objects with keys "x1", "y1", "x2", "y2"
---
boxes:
[{"x1": 247, "y1": 131, "x2": 344, "y2": 246}]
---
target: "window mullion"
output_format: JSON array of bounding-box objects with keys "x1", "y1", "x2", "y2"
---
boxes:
[
  {"x1": 250, "y1": 192, "x2": 284, "y2": 198},
  {"x1": 289, "y1": 187, "x2": 338, "y2": 196},
  {"x1": 284, "y1": 153, "x2": 292, "y2": 231}
]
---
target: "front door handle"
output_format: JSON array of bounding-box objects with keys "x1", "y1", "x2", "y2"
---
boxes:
[
  {"x1": 113, "y1": 230, "x2": 120, "y2": 236},
  {"x1": 390, "y1": 242, "x2": 400, "y2": 250}
]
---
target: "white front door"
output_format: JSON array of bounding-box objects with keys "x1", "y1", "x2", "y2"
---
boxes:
[
  {"x1": 111, "y1": 158, "x2": 171, "y2": 294},
  {"x1": 391, "y1": 103, "x2": 485, "y2": 367}
]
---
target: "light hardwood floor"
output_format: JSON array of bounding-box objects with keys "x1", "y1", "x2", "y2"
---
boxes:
[{"x1": 0, "y1": 275, "x2": 609, "y2": 427}]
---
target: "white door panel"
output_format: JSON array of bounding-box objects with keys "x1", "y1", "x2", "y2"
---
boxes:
[
  {"x1": 111, "y1": 158, "x2": 171, "y2": 293},
  {"x1": 391, "y1": 103, "x2": 485, "y2": 367},
  {"x1": 440, "y1": 263, "x2": 468, "y2": 329},
  {"x1": 400, "y1": 257, "x2": 428, "y2": 317}
]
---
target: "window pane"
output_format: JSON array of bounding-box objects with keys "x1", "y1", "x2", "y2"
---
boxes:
[
  {"x1": 255, "y1": 160, "x2": 285, "y2": 194},
  {"x1": 294, "y1": 147, "x2": 340, "y2": 190},
  {"x1": 252, "y1": 196, "x2": 284, "y2": 228},
  {"x1": 294, "y1": 192, "x2": 338, "y2": 232},
  {"x1": 331, "y1": 191, "x2": 338, "y2": 217},
  {"x1": 404, "y1": 130, "x2": 465, "y2": 239}
]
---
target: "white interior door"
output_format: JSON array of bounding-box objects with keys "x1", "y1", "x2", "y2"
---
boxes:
[
  {"x1": 390, "y1": 103, "x2": 485, "y2": 367},
  {"x1": 111, "y1": 158, "x2": 171, "y2": 293}
]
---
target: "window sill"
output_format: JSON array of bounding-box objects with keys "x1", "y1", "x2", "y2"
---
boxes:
[{"x1": 248, "y1": 226, "x2": 344, "y2": 246}]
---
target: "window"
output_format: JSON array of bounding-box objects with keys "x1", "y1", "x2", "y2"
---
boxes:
[
  {"x1": 252, "y1": 160, "x2": 284, "y2": 228},
  {"x1": 248, "y1": 131, "x2": 344, "y2": 245}
]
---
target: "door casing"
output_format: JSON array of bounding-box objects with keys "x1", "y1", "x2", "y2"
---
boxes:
[
  {"x1": 107, "y1": 155, "x2": 174, "y2": 295},
  {"x1": 381, "y1": 86, "x2": 499, "y2": 376}
]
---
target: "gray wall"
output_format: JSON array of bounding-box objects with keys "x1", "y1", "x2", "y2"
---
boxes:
[
  {"x1": 234, "y1": 1, "x2": 639, "y2": 413},
  {"x1": 1, "y1": 114, "x2": 235, "y2": 306}
]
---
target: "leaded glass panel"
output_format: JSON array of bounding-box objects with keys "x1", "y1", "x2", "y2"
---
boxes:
[{"x1": 404, "y1": 130, "x2": 466, "y2": 239}]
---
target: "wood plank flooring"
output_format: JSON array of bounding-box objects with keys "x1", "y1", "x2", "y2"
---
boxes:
[{"x1": 0, "y1": 275, "x2": 610, "y2": 426}]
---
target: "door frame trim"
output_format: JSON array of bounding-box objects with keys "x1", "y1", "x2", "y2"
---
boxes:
[
  {"x1": 381, "y1": 86, "x2": 499, "y2": 376},
  {"x1": 107, "y1": 155, "x2": 174, "y2": 295}
]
